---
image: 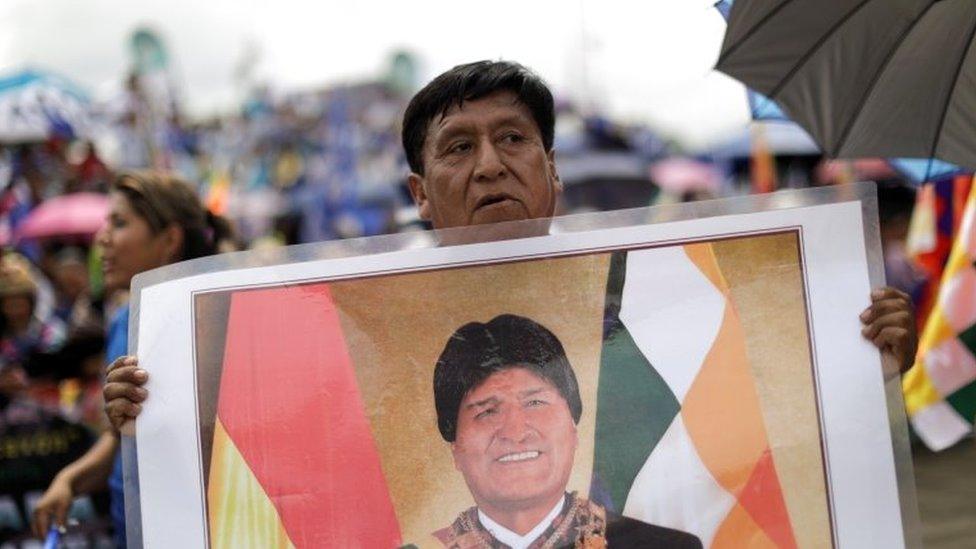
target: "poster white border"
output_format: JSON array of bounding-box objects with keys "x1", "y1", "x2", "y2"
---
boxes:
[{"x1": 127, "y1": 185, "x2": 915, "y2": 548}]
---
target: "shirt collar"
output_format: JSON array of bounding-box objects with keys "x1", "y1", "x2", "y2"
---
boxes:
[{"x1": 477, "y1": 494, "x2": 566, "y2": 549}]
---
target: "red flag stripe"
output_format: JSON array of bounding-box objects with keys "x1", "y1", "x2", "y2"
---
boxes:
[{"x1": 216, "y1": 283, "x2": 401, "y2": 547}]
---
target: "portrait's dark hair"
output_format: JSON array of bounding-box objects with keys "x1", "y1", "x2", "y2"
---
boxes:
[
  {"x1": 401, "y1": 60, "x2": 555, "y2": 175},
  {"x1": 433, "y1": 314, "x2": 582, "y2": 442}
]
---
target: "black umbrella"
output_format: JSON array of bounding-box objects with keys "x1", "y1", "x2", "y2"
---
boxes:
[{"x1": 716, "y1": 0, "x2": 976, "y2": 171}]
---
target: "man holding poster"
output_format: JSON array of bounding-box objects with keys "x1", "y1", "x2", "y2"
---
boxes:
[{"x1": 102, "y1": 60, "x2": 917, "y2": 547}]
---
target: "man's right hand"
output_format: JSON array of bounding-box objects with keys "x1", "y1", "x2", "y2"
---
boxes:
[{"x1": 103, "y1": 356, "x2": 148, "y2": 432}]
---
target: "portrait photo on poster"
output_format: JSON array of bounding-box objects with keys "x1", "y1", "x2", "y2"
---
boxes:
[
  {"x1": 127, "y1": 186, "x2": 914, "y2": 548},
  {"x1": 193, "y1": 231, "x2": 818, "y2": 549}
]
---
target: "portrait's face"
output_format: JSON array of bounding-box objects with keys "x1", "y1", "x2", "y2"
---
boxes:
[
  {"x1": 408, "y1": 91, "x2": 562, "y2": 229},
  {"x1": 451, "y1": 367, "x2": 578, "y2": 515}
]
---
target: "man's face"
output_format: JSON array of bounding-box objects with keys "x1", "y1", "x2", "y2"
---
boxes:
[
  {"x1": 451, "y1": 367, "x2": 578, "y2": 514},
  {"x1": 408, "y1": 91, "x2": 562, "y2": 229}
]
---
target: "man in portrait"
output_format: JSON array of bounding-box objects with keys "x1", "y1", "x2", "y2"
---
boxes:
[{"x1": 432, "y1": 314, "x2": 702, "y2": 549}]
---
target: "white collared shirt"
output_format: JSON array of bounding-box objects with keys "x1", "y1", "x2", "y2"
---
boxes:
[{"x1": 477, "y1": 495, "x2": 566, "y2": 549}]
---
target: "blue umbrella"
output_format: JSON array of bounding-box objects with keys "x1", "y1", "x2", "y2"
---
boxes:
[
  {"x1": 713, "y1": 0, "x2": 966, "y2": 185},
  {"x1": 886, "y1": 158, "x2": 966, "y2": 185},
  {"x1": 0, "y1": 69, "x2": 92, "y2": 143}
]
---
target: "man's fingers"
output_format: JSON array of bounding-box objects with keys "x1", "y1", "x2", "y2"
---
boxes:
[
  {"x1": 106, "y1": 399, "x2": 143, "y2": 429},
  {"x1": 103, "y1": 382, "x2": 148, "y2": 403},
  {"x1": 104, "y1": 361, "x2": 148, "y2": 430},
  {"x1": 863, "y1": 287, "x2": 919, "y2": 376},
  {"x1": 105, "y1": 365, "x2": 148, "y2": 385},
  {"x1": 860, "y1": 298, "x2": 912, "y2": 323},
  {"x1": 107, "y1": 399, "x2": 143, "y2": 419},
  {"x1": 861, "y1": 311, "x2": 913, "y2": 340},
  {"x1": 871, "y1": 286, "x2": 911, "y2": 303},
  {"x1": 872, "y1": 326, "x2": 909, "y2": 351},
  {"x1": 106, "y1": 355, "x2": 138, "y2": 372}
]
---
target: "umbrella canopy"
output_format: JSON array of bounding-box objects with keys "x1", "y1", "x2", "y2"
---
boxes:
[
  {"x1": 714, "y1": 0, "x2": 969, "y2": 185},
  {"x1": 0, "y1": 70, "x2": 92, "y2": 143},
  {"x1": 887, "y1": 157, "x2": 967, "y2": 185},
  {"x1": 14, "y1": 192, "x2": 109, "y2": 241},
  {"x1": 716, "y1": 0, "x2": 976, "y2": 172}
]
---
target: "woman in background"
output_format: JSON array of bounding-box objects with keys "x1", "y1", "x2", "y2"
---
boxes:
[{"x1": 31, "y1": 171, "x2": 233, "y2": 547}]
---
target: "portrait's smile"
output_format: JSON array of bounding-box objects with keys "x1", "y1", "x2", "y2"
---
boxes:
[{"x1": 496, "y1": 450, "x2": 541, "y2": 463}]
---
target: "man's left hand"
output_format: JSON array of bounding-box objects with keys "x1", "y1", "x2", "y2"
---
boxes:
[{"x1": 860, "y1": 286, "x2": 918, "y2": 377}]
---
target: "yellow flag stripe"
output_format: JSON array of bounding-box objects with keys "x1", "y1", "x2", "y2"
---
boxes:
[
  {"x1": 905, "y1": 183, "x2": 976, "y2": 418},
  {"x1": 917, "y1": 309, "x2": 959, "y2": 356},
  {"x1": 208, "y1": 418, "x2": 295, "y2": 549},
  {"x1": 903, "y1": 357, "x2": 945, "y2": 415}
]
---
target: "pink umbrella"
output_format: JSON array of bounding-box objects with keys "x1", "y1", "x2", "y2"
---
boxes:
[
  {"x1": 649, "y1": 158, "x2": 723, "y2": 194},
  {"x1": 14, "y1": 192, "x2": 109, "y2": 241}
]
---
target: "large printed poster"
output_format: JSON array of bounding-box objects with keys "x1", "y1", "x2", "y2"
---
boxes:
[{"x1": 131, "y1": 198, "x2": 909, "y2": 548}]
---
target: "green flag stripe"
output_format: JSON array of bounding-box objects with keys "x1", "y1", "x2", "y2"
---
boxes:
[
  {"x1": 591, "y1": 251, "x2": 681, "y2": 513},
  {"x1": 958, "y1": 323, "x2": 976, "y2": 356},
  {"x1": 947, "y1": 379, "x2": 976, "y2": 421}
]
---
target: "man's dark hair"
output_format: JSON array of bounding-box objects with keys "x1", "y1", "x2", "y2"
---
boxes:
[
  {"x1": 401, "y1": 60, "x2": 555, "y2": 175},
  {"x1": 433, "y1": 314, "x2": 582, "y2": 442}
]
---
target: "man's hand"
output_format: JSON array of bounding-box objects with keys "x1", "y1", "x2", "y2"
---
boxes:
[
  {"x1": 31, "y1": 474, "x2": 73, "y2": 539},
  {"x1": 860, "y1": 287, "x2": 918, "y2": 378},
  {"x1": 103, "y1": 356, "x2": 148, "y2": 433}
]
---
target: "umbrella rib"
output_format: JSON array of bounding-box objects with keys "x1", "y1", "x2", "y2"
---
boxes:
[
  {"x1": 833, "y1": 0, "x2": 939, "y2": 157},
  {"x1": 766, "y1": 0, "x2": 875, "y2": 99},
  {"x1": 716, "y1": 0, "x2": 795, "y2": 66},
  {"x1": 929, "y1": 13, "x2": 976, "y2": 165}
]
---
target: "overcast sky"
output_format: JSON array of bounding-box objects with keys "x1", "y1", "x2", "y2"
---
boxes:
[{"x1": 0, "y1": 0, "x2": 750, "y2": 148}]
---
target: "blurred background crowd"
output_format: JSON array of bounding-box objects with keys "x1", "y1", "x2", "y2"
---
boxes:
[{"x1": 1, "y1": 4, "x2": 973, "y2": 547}]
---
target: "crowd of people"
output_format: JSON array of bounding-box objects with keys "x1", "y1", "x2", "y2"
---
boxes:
[
  {"x1": 1, "y1": 169, "x2": 235, "y2": 546},
  {"x1": 0, "y1": 62, "x2": 680, "y2": 546}
]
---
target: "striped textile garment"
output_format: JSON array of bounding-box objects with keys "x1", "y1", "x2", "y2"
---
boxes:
[{"x1": 903, "y1": 182, "x2": 976, "y2": 451}]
